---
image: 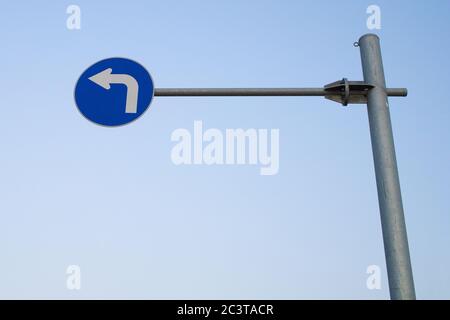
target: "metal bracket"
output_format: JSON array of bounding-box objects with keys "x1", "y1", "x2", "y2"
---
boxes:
[{"x1": 324, "y1": 78, "x2": 374, "y2": 106}]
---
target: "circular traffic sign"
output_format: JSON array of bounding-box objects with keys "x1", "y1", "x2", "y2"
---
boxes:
[{"x1": 75, "y1": 57, "x2": 154, "y2": 126}]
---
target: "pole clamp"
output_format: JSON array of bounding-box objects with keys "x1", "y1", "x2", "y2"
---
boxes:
[{"x1": 324, "y1": 78, "x2": 374, "y2": 106}]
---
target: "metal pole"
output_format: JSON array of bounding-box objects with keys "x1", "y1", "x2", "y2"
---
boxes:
[
  {"x1": 358, "y1": 34, "x2": 416, "y2": 300},
  {"x1": 151, "y1": 34, "x2": 414, "y2": 299}
]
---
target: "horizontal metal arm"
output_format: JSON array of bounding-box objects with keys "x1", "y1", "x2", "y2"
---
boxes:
[
  {"x1": 154, "y1": 87, "x2": 407, "y2": 97},
  {"x1": 155, "y1": 88, "x2": 327, "y2": 96},
  {"x1": 386, "y1": 88, "x2": 409, "y2": 96}
]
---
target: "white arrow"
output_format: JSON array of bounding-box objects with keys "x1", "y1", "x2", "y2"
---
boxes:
[{"x1": 88, "y1": 68, "x2": 139, "y2": 113}]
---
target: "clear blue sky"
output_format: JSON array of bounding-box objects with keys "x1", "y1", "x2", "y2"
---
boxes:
[{"x1": 0, "y1": 1, "x2": 449, "y2": 299}]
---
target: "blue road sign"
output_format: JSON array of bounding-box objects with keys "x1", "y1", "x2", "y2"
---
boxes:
[{"x1": 75, "y1": 58, "x2": 154, "y2": 126}]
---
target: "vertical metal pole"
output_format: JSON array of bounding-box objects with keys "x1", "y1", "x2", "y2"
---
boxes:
[{"x1": 359, "y1": 34, "x2": 415, "y2": 300}]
